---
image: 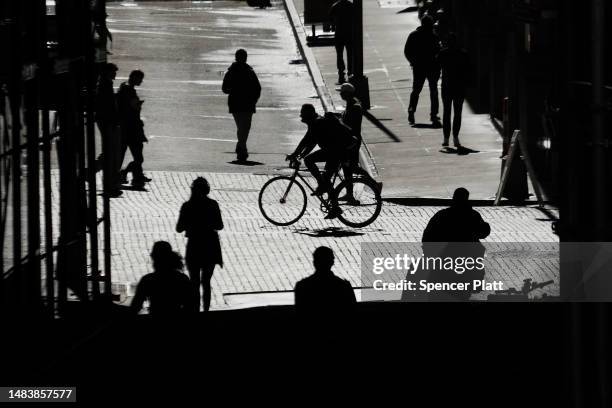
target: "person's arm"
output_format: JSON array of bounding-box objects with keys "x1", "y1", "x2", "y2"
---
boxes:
[
  {"x1": 130, "y1": 279, "x2": 146, "y2": 314},
  {"x1": 404, "y1": 33, "x2": 414, "y2": 65},
  {"x1": 176, "y1": 204, "x2": 187, "y2": 233},
  {"x1": 475, "y1": 212, "x2": 491, "y2": 240},
  {"x1": 222, "y1": 69, "x2": 232, "y2": 94},
  {"x1": 252, "y1": 71, "x2": 261, "y2": 104},
  {"x1": 212, "y1": 202, "x2": 224, "y2": 231},
  {"x1": 289, "y1": 129, "x2": 316, "y2": 160}
]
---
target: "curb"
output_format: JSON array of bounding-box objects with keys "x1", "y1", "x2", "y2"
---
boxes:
[{"x1": 282, "y1": 0, "x2": 380, "y2": 180}]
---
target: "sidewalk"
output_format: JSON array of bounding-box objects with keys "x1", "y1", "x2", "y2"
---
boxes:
[{"x1": 290, "y1": 0, "x2": 504, "y2": 199}]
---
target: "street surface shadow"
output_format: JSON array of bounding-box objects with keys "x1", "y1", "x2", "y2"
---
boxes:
[
  {"x1": 228, "y1": 160, "x2": 264, "y2": 166},
  {"x1": 439, "y1": 146, "x2": 480, "y2": 155},
  {"x1": 398, "y1": 6, "x2": 419, "y2": 14},
  {"x1": 412, "y1": 123, "x2": 442, "y2": 129},
  {"x1": 364, "y1": 111, "x2": 401, "y2": 142},
  {"x1": 294, "y1": 227, "x2": 364, "y2": 238},
  {"x1": 119, "y1": 185, "x2": 148, "y2": 192}
]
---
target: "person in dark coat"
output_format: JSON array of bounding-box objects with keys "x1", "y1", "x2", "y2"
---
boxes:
[
  {"x1": 118, "y1": 70, "x2": 150, "y2": 188},
  {"x1": 421, "y1": 187, "x2": 490, "y2": 301},
  {"x1": 294, "y1": 246, "x2": 356, "y2": 313},
  {"x1": 131, "y1": 241, "x2": 198, "y2": 317},
  {"x1": 404, "y1": 14, "x2": 441, "y2": 126},
  {"x1": 176, "y1": 177, "x2": 224, "y2": 312},
  {"x1": 222, "y1": 49, "x2": 261, "y2": 162},
  {"x1": 330, "y1": 0, "x2": 354, "y2": 84},
  {"x1": 437, "y1": 33, "x2": 469, "y2": 148},
  {"x1": 95, "y1": 62, "x2": 123, "y2": 197}
]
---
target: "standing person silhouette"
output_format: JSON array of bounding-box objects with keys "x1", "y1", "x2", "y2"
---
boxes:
[
  {"x1": 404, "y1": 14, "x2": 441, "y2": 127},
  {"x1": 330, "y1": 0, "x2": 354, "y2": 85},
  {"x1": 437, "y1": 33, "x2": 469, "y2": 148},
  {"x1": 95, "y1": 62, "x2": 123, "y2": 197},
  {"x1": 131, "y1": 241, "x2": 197, "y2": 317},
  {"x1": 176, "y1": 177, "x2": 224, "y2": 312},
  {"x1": 222, "y1": 49, "x2": 261, "y2": 163}
]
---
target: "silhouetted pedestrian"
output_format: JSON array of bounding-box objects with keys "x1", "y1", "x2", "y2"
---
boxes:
[
  {"x1": 294, "y1": 246, "x2": 356, "y2": 312},
  {"x1": 222, "y1": 49, "x2": 261, "y2": 162},
  {"x1": 118, "y1": 70, "x2": 150, "y2": 188},
  {"x1": 330, "y1": 0, "x2": 354, "y2": 84},
  {"x1": 437, "y1": 33, "x2": 469, "y2": 148},
  {"x1": 404, "y1": 15, "x2": 441, "y2": 126},
  {"x1": 338, "y1": 83, "x2": 362, "y2": 202},
  {"x1": 422, "y1": 187, "x2": 490, "y2": 301},
  {"x1": 131, "y1": 241, "x2": 197, "y2": 317},
  {"x1": 95, "y1": 62, "x2": 123, "y2": 197},
  {"x1": 176, "y1": 177, "x2": 224, "y2": 312}
]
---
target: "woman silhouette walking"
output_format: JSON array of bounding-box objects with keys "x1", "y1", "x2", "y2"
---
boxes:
[{"x1": 176, "y1": 177, "x2": 224, "y2": 311}]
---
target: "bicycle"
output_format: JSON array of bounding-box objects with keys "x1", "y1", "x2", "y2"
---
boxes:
[{"x1": 258, "y1": 157, "x2": 382, "y2": 228}]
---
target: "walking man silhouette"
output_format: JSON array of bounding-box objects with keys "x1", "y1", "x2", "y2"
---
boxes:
[
  {"x1": 437, "y1": 33, "x2": 469, "y2": 148},
  {"x1": 330, "y1": 0, "x2": 354, "y2": 84},
  {"x1": 176, "y1": 177, "x2": 224, "y2": 312},
  {"x1": 118, "y1": 70, "x2": 150, "y2": 188},
  {"x1": 404, "y1": 15, "x2": 441, "y2": 126},
  {"x1": 222, "y1": 49, "x2": 261, "y2": 162}
]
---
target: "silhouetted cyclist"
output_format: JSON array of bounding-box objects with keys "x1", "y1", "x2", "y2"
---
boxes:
[
  {"x1": 131, "y1": 241, "x2": 197, "y2": 317},
  {"x1": 287, "y1": 104, "x2": 358, "y2": 219}
]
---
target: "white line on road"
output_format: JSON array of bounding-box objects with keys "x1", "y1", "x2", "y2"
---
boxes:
[{"x1": 149, "y1": 135, "x2": 234, "y2": 143}]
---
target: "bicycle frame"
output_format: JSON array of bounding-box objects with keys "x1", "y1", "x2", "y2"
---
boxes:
[{"x1": 282, "y1": 162, "x2": 340, "y2": 212}]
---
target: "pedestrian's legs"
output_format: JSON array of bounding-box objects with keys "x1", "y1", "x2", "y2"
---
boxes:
[
  {"x1": 335, "y1": 40, "x2": 346, "y2": 82},
  {"x1": 346, "y1": 41, "x2": 354, "y2": 77},
  {"x1": 186, "y1": 245, "x2": 202, "y2": 311},
  {"x1": 202, "y1": 264, "x2": 215, "y2": 312},
  {"x1": 126, "y1": 141, "x2": 144, "y2": 181},
  {"x1": 441, "y1": 88, "x2": 452, "y2": 144},
  {"x1": 452, "y1": 94, "x2": 465, "y2": 146},
  {"x1": 408, "y1": 66, "x2": 426, "y2": 114},
  {"x1": 427, "y1": 69, "x2": 440, "y2": 119},
  {"x1": 98, "y1": 121, "x2": 122, "y2": 195},
  {"x1": 232, "y1": 112, "x2": 252, "y2": 161}
]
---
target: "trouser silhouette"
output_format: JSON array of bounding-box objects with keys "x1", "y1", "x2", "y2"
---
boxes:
[
  {"x1": 232, "y1": 112, "x2": 253, "y2": 160},
  {"x1": 335, "y1": 38, "x2": 353, "y2": 78},
  {"x1": 441, "y1": 87, "x2": 465, "y2": 142},
  {"x1": 96, "y1": 120, "x2": 122, "y2": 192},
  {"x1": 122, "y1": 141, "x2": 144, "y2": 181},
  {"x1": 186, "y1": 244, "x2": 216, "y2": 312},
  {"x1": 408, "y1": 65, "x2": 440, "y2": 117}
]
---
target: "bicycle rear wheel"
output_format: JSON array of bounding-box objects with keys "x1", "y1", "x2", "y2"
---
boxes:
[
  {"x1": 258, "y1": 176, "x2": 307, "y2": 226},
  {"x1": 334, "y1": 178, "x2": 382, "y2": 228}
]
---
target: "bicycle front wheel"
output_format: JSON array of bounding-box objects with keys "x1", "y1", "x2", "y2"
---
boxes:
[
  {"x1": 258, "y1": 176, "x2": 307, "y2": 226},
  {"x1": 334, "y1": 178, "x2": 382, "y2": 228}
]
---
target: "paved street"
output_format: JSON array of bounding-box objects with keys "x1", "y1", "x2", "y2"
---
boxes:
[{"x1": 94, "y1": 1, "x2": 560, "y2": 310}]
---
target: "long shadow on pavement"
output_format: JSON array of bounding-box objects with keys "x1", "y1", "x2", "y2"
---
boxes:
[
  {"x1": 363, "y1": 111, "x2": 401, "y2": 142},
  {"x1": 294, "y1": 227, "x2": 364, "y2": 238},
  {"x1": 228, "y1": 160, "x2": 265, "y2": 166}
]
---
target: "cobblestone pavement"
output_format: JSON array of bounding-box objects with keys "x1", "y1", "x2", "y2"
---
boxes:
[{"x1": 97, "y1": 170, "x2": 559, "y2": 309}]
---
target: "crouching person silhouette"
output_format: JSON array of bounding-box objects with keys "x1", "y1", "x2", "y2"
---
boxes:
[{"x1": 131, "y1": 241, "x2": 198, "y2": 318}]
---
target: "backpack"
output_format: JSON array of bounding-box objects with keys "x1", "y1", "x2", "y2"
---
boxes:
[{"x1": 323, "y1": 112, "x2": 357, "y2": 147}]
